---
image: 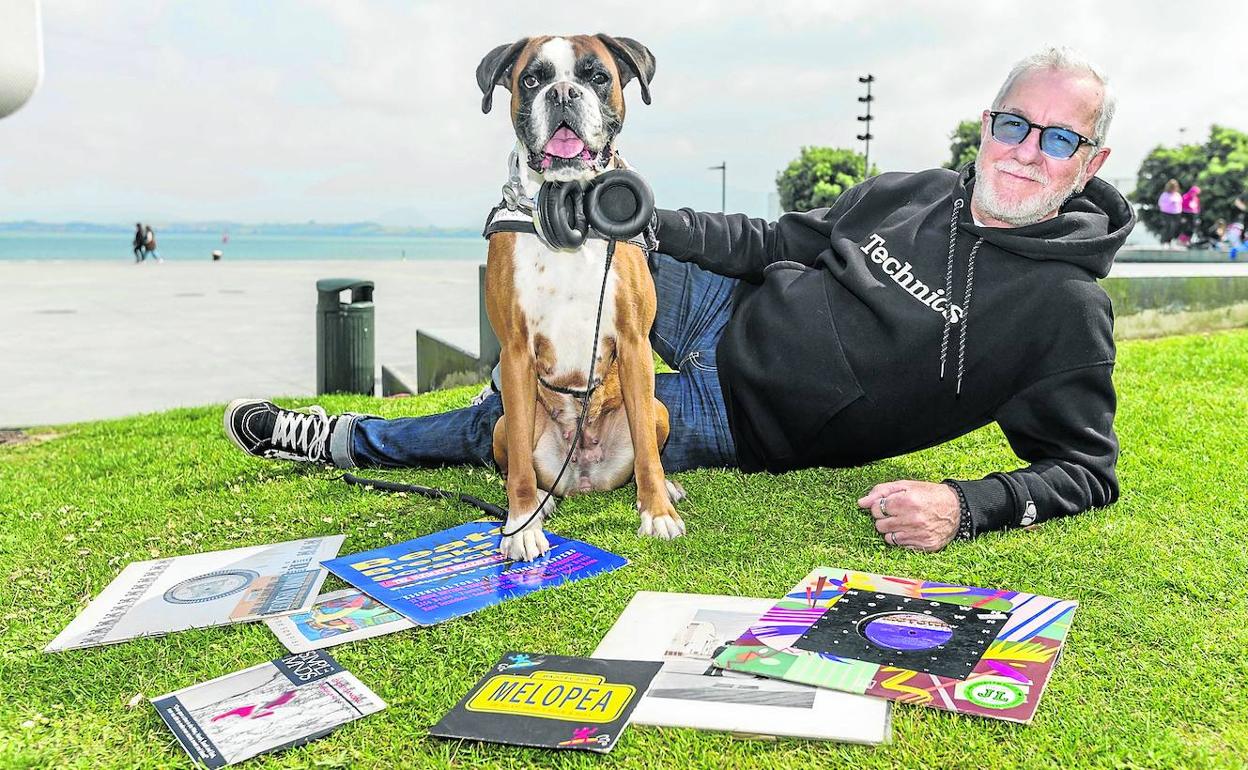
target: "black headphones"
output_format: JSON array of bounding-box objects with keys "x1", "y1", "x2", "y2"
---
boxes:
[{"x1": 532, "y1": 169, "x2": 655, "y2": 250}]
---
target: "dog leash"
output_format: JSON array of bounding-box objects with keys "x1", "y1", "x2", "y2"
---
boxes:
[
  {"x1": 340, "y1": 239, "x2": 619, "y2": 541},
  {"x1": 341, "y1": 472, "x2": 507, "y2": 519}
]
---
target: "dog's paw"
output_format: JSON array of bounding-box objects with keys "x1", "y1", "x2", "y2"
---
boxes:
[
  {"x1": 499, "y1": 496, "x2": 556, "y2": 562},
  {"x1": 501, "y1": 526, "x2": 550, "y2": 562},
  {"x1": 665, "y1": 478, "x2": 687, "y2": 504},
  {"x1": 637, "y1": 507, "x2": 686, "y2": 540}
]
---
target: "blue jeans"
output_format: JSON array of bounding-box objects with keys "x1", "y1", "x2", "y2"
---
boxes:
[{"x1": 335, "y1": 253, "x2": 738, "y2": 472}]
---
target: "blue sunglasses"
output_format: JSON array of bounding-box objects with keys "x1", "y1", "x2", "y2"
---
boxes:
[{"x1": 989, "y1": 111, "x2": 1098, "y2": 160}]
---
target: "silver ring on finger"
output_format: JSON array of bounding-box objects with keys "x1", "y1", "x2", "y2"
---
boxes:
[
  {"x1": 887, "y1": 531, "x2": 897, "y2": 546},
  {"x1": 879, "y1": 496, "x2": 890, "y2": 517}
]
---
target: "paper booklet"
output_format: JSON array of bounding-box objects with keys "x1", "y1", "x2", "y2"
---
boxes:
[
  {"x1": 712, "y1": 567, "x2": 1078, "y2": 724},
  {"x1": 429, "y1": 652, "x2": 660, "y2": 753},
  {"x1": 265, "y1": 588, "x2": 416, "y2": 653},
  {"x1": 46, "y1": 536, "x2": 345, "y2": 652},
  {"x1": 322, "y1": 520, "x2": 626, "y2": 626},
  {"x1": 592, "y1": 591, "x2": 891, "y2": 743},
  {"x1": 152, "y1": 649, "x2": 385, "y2": 767}
]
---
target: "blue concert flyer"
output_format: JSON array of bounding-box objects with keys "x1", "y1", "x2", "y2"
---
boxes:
[{"x1": 322, "y1": 521, "x2": 627, "y2": 626}]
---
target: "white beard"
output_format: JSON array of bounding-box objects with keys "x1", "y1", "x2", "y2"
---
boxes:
[{"x1": 974, "y1": 153, "x2": 1089, "y2": 226}]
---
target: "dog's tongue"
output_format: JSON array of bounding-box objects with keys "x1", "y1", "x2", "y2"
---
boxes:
[{"x1": 544, "y1": 126, "x2": 586, "y2": 159}]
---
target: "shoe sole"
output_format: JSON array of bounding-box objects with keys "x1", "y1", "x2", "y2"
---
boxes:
[{"x1": 223, "y1": 397, "x2": 267, "y2": 457}]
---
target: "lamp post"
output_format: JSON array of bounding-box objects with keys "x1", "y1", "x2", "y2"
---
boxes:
[
  {"x1": 708, "y1": 161, "x2": 726, "y2": 212},
  {"x1": 857, "y1": 74, "x2": 875, "y2": 181}
]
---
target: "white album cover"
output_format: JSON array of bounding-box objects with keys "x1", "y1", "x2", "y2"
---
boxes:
[
  {"x1": 593, "y1": 591, "x2": 891, "y2": 743},
  {"x1": 46, "y1": 536, "x2": 345, "y2": 652}
]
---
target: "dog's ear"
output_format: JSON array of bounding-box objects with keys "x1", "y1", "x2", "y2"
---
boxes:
[
  {"x1": 594, "y1": 34, "x2": 655, "y2": 105},
  {"x1": 476, "y1": 38, "x2": 529, "y2": 114}
]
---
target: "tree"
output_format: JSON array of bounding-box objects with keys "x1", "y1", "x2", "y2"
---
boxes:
[
  {"x1": 775, "y1": 147, "x2": 877, "y2": 212},
  {"x1": 944, "y1": 119, "x2": 982, "y2": 170},
  {"x1": 1132, "y1": 125, "x2": 1248, "y2": 240},
  {"x1": 1193, "y1": 125, "x2": 1248, "y2": 229}
]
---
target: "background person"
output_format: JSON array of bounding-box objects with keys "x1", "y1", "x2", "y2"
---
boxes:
[
  {"x1": 132, "y1": 222, "x2": 145, "y2": 262},
  {"x1": 1180, "y1": 184, "x2": 1201, "y2": 246},
  {"x1": 143, "y1": 224, "x2": 162, "y2": 263},
  {"x1": 1157, "y1": 178, "x2": 1183, "y2": 248},
  {"x1": 1225, "y1": 220, "x2": 1245, "y2": 259}
]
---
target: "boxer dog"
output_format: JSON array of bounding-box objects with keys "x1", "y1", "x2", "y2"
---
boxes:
[{"x1": 477, "y1": 34, "x2": 686, "y2": 561}]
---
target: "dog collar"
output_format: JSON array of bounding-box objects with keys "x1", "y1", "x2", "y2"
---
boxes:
[{"x1": 538, "y1": 374, "x2": 603, "y2": 400}]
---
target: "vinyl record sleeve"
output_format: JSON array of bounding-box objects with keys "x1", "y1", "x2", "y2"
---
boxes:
[
  {"x1": 429, "y1": 653, "x2": 660, "y2": 753},
  {"x1": 713, "y1": 568, "x2": 1077, "y2": 723},
  {"x1": 151, "y1": 650, "x2": 385, "y2": 767},
  {"x1": 592, "y1": 591, "x2": 891, "y2": 743},
  {"x1": 264, "y1": 589, "x2": 416, "y2": 653},
  {"x1": 46, "y1": 536, "x2": 345, "y2": 652}
]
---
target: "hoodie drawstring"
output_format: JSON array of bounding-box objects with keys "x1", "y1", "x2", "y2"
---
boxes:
[
  {"x1": 940, "y1": 197, "x2": 983, "y2": 397},
  {"x1": 955, "y1": 240, "x2": 982, "y2": 396}
]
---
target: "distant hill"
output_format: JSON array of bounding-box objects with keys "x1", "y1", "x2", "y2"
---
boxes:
[{"x1": 0, "y1": 220, "x2": 478, "y2": 237}]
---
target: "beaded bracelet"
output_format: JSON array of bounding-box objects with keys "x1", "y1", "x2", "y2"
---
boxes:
[{"x1": 944, "y1": 481, "x2": 975, "y2": 541}]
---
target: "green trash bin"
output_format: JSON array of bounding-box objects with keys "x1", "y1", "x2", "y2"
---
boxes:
[{"x1": 316, "y1": 278, "x2": 375, "y2": 395}]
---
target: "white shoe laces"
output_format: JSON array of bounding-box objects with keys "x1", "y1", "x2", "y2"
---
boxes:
[
  {"x1": 271, "y1": 406, "x2": 332, "y2": 461},
  {"x1": 470, "y1": 383, "x2": 495, "y2": 407}
]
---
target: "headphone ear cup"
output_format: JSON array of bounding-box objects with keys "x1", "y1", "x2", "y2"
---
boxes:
[
  {"x1": 585, "y1": 169, "x2": 655, "y2": 240},
  {"x1": 536, "y1": 181, "x2": 587, "y2": 249}
]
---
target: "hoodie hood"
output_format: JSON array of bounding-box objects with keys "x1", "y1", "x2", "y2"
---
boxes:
[{"x1": 956, "y1": 163, "x2": 1136, "y2": 279}]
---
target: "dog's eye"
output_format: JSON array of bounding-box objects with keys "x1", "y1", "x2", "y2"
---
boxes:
[
  {"x1": 591, "y1": 72, "x2": 609, "y2": 86},
  {"x1": 522, "y1": 74, "x2": 539, "y2": 89}
]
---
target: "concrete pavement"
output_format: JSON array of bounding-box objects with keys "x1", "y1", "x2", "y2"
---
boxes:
[
  {"x1": 1, "y1": 260, "x2": 482, "y2": 427},
  {"x1": 2, "y1": 259, "x2": 1246, "y2": 428}
]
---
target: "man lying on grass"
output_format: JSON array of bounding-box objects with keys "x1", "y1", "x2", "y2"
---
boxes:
[{"x1": 225, "y1": 46, "x2": 1134, "y2": 553}]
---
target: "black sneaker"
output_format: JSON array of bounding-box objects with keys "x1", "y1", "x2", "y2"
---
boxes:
[{"x1": 224, "y1": 399, "x2": 337, "y2": 464}]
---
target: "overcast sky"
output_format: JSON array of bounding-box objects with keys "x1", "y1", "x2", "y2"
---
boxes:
[{"x1": 2, "y1": 0, "x2": 1245, "y2": 226}]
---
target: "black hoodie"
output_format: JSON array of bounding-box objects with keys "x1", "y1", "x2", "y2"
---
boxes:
[{"x1": 653, "y1": 164, "x2": 1136, "y2": 536}]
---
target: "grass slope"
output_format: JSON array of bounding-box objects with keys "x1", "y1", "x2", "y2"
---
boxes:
[{"x1": 2, "y1": 330, "x2": 1247, "y2": 769}]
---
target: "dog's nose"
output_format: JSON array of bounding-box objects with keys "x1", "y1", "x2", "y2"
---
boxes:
[{"x1": 547, "y1": 82, "x2": 580, "y2": 105}]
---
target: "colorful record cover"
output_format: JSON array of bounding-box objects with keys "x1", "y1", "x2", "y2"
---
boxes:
[
  {"x1": 152, "y1": 649, "x2": 385, "y2": 767},
  {"x1": 712, "y1": 568, "x2": 1077, "y2": 724},
  {"x1": 592, "y1": 591, "x2": 891, "y2": 743},
  {"x1": 429, "y1": 652, "x2": 660, "y2": 753},
  {"x1": 265, "y1": 589, "x2": 416, "y2": 653},
  {"x1": 322, "y1": 520, "x2": 627, "y2": 626},
  {"x1": 46, "y1": 536, "x2": 345, "y2": 652}
]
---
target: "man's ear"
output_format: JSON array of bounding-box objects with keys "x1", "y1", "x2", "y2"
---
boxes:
[
  {"x1": 594, "y1": 34, "x2": 656, "y2": 105},
  {"x1": 1082, "y1": 146, "x2": 1111, "y2": 187},
  {"x1": 476, "y1": 38, "x2": 529, "y2": 114}
]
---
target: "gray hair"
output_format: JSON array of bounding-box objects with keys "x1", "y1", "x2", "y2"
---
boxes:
[{"x1": 991, "y1": 46, "x2": 1116, "y2": 145}]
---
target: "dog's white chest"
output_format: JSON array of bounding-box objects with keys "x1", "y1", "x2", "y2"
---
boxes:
[{"x1": 511, "y1": 234, "x2": 618, "y2": 382}]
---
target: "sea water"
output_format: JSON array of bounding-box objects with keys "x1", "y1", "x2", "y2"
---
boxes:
[{"x1": 0, "y1": 231, "x2": 485, "y2": 262}]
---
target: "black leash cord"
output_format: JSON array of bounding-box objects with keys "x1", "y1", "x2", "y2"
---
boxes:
[
  {"x1": 342, "y1": 239, "x2": 618, "y2": 540},
  {"x1": 341, "y1": 472, "x2": 507, "y2": 520}
]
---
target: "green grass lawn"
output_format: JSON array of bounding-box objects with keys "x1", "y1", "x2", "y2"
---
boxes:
[{"x1": 3, "y1": 329, "x2": 1247, "y2": 769}]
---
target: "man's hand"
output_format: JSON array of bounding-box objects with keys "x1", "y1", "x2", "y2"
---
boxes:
[{"x1": 857, "y1": 480, "x2": 961, "y2": 552}]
